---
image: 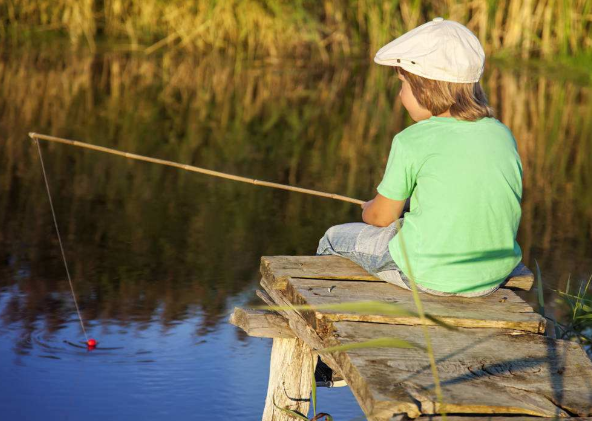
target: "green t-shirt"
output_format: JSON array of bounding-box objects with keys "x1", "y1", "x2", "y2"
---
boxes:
[{"x1": 377, "y1": 116, "x2": 522, "y2": 293}]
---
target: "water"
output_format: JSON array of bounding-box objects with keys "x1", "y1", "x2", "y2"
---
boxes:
[{"x1": 1, "y1": 49, "x2": 591, "y2": 420}]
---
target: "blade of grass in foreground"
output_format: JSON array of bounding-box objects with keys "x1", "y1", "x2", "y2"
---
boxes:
[
  {"x1": 320, "y1": 336, "x2": 422, "y2": 353},
  {"x1": 575, "y1": 276, "x2": 592, "y2": 314},
  {"x1": 311, "y1": 355, "x2": 316, "y2": 418},
  {"x1": 261, "y1": 301, "x2": 456, "y2": 330},
  {"x1": 535, "y1": 259, "x2": 545, "y2": 317},
  {"x1": 396, "y1": 221, "x2": 446, "y2": 420},
  {"x1": 273, "y1": 399, "x2": 309, "y2": 420}
]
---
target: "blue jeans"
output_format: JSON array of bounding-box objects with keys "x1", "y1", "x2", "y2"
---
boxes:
[{"x1": 316, "y1": 219, "x2": 500, "y2": 298}]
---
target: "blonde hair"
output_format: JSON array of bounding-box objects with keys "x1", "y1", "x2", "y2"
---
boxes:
[{"x1": 397, "y1": 68, "x2": 494, "y2": 121}]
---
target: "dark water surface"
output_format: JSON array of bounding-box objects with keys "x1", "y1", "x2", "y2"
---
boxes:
[{"x1": 1, "y1": 49, "x2": 591, "y2": 420}]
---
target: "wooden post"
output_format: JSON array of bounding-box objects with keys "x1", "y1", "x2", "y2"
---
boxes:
[{"x1": 262, "y1": 337, "x2": 316, "y2": 421}]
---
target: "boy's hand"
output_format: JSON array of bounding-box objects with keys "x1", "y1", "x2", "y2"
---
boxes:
[{"x1": 361, "y1": 199, "x2": 374, "y2": 210}]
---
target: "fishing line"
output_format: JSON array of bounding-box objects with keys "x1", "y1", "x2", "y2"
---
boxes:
[
  {"x1": 28, "y1": 130, "x2": 364, "y2": 350},
  {"x1": 34, "y1": 138, "x2": 92, "y2": 346}
]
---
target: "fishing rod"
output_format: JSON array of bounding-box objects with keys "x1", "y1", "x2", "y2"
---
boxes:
[
  {"x1": 29, "y1": 132, "x2": 364, "y2": 350},
  {"x1": 28, "y1": 133, "x2": 365, "y2": 206}
]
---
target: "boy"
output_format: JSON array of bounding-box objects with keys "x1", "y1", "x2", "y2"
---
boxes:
[{"x1": 317, "y1": 18, "x2": 523, "y2": 297}]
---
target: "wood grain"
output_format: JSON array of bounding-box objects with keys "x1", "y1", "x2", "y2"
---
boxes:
[
  {"x1": 262, "y1": 337, "x2": 315, "y2": 421},
  {"x1": 279, "y1": 275, "x2": 545, "y2": 333},
  {"x1": 262, "y1": 256, "x2": 534, "y2": 291},
  {"x1": 229, "y1": 307, "x2": 295, "y2": 339},
  {"x1": 332, "y1": 321, "x2": 592, "y2": 418}
]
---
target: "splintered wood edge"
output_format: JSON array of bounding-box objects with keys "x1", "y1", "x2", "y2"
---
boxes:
[
  {"x1": 261, "y1": 256, "x2": 534, "y2": 291},
  {"x1": 320, "y1": 313, "x2": 546, "y2": 334},
  {"x1": 228, "y1": 307, "x2": 295, "y2": 339},
  {"x1": 256, "y1": 289, "x2": 276, "y2": 307}
]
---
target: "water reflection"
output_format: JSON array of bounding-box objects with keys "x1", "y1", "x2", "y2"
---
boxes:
[{"x1": 1, "y1": 50, "x2": 591, "y2": 339}]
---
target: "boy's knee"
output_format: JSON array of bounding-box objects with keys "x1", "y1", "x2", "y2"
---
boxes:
[
  {"x1": 317, "y1": 223, "x2": 364, "y2": 256},
  {"x1": 317, "y1": 224, "x2": 347, "y2": 255},
  {"x1": 324, "y1": 225, "x2": 339, "y2": 241},
  {"x1": 316, "y1": 227, "x2": 333, "y2": 255}
]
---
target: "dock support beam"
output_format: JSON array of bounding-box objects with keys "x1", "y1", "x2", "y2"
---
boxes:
[{"x1": 262, "y1": 337, "x2": 316, "y2": 421}]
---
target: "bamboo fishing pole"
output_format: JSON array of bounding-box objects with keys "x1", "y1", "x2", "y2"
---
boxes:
[{"x1": 29, "y1": 133, "x2": 365, "y2": 206}]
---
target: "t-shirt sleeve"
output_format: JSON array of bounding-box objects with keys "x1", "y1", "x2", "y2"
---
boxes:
[{"x1": 377, "y1": 136, "x2": 416, "y2": 200}]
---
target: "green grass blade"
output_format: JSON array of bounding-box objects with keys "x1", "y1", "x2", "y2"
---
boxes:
[
  {"x1": 320, "y1": 336, "x2": 421, "y2": 353},
  {"x1": 424, "y1": 313, "x2": 457, "y2": 331},
  {"x1": 535, "y1": 259, "x2": 545, "y2": 317},
  {"x1": 555, "y1": 290, "x2": 592, "y2": 306},
  {"x1": 396, "y1": 224, "x2": 446, "y2": 419},
  {"x1": 311, "y1": 355, "x2": 317, "y2": 417},
  {"x1": 261, "y1": 300, "x2": 416, "y2": 317},
  {"x1": 259, "y1": 301, "x2": 456, "y2": 329},
  {"x1": 272, "y1": 399, "x2": 309, "y2": 420}
]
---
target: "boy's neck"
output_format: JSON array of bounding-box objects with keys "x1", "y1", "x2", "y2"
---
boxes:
[{"x1": 436, "y1": 110, "x2": 452, "y2": 117}]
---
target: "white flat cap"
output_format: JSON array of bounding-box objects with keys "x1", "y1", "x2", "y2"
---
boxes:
[{"x1": 374, "y1": 18, "x2": 485, "y2": 83}]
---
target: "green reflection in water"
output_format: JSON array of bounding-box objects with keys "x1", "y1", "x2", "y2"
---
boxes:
[{"x1": 0, "y1": 50, "x2": 591, "y2": 335}]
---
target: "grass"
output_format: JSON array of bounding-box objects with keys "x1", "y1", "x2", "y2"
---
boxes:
[
  {"x1": 535, "y1": 259, "x2": 592, "y2": 354},
  {"x1": 554, "y1": 276, "x2": 592, "y2": 353},
  {"x1": 1, "y1": 0, "x2": 591, "y2": 61}
]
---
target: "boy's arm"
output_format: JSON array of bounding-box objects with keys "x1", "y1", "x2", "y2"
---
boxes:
[{"x1": 362, "y1": 193, "x2": 406, "y2": 227}]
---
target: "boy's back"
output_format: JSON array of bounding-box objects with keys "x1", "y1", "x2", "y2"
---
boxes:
[
  {"x1": 378, "y1": 116, "x2": 523, "y2": 293},
  {"x1": 318, "y1": 19, "x2": 524, "y2": 298}
]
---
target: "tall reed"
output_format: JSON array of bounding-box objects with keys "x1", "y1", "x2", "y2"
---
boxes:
[{"x1": 1, "y1": 1, "x2": 591, "y2": 60}]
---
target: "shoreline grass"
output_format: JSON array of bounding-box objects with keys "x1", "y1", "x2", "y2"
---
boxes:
[{"x1": 1, "y1": 0, "x2": 591, "y2": 61}]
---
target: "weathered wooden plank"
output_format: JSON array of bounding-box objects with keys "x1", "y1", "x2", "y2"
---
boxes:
[
  {"x1": 261, "y1": 256, "x2": 544, "y2": 333},
  {"x1": 273, "y1": 275, "x2": 545, "y2": 333},
  {"x1": 262, "y1": 337, "x2": 315, "y2": 421},
  {"x1": 256, "y1": 289, "x2": 276, "y2": 307},
  {"x1": 506, "y1": 262, "x2": 535, "y2": 291},
  {"x1": 229, "y1": 307, "x2": 295, "y2": 339},
  {"x1": 262, "y1": 256, "x2": 534, "y2": 291},
  {"x1": 331, "y1": 321, "x2": 592, "y2": 419}
]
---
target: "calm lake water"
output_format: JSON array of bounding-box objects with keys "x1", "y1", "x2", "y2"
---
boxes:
[{"x1": 1, "y1": 48, "x2": 591, "y2": 420}]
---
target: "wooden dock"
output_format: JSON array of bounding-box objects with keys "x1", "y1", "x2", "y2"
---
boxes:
[{"x1": 230, "y1": 256, "x2": 592, "y2": 420}]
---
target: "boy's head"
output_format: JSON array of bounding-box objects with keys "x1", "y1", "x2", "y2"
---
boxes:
[{"x1": 375, "y1": 18, "x2": 492, "y2": 122}]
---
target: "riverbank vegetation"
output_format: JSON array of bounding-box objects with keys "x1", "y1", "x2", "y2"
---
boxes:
[{"x1": 2, "y1": 0, "x2": 591, "y2": 60}]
